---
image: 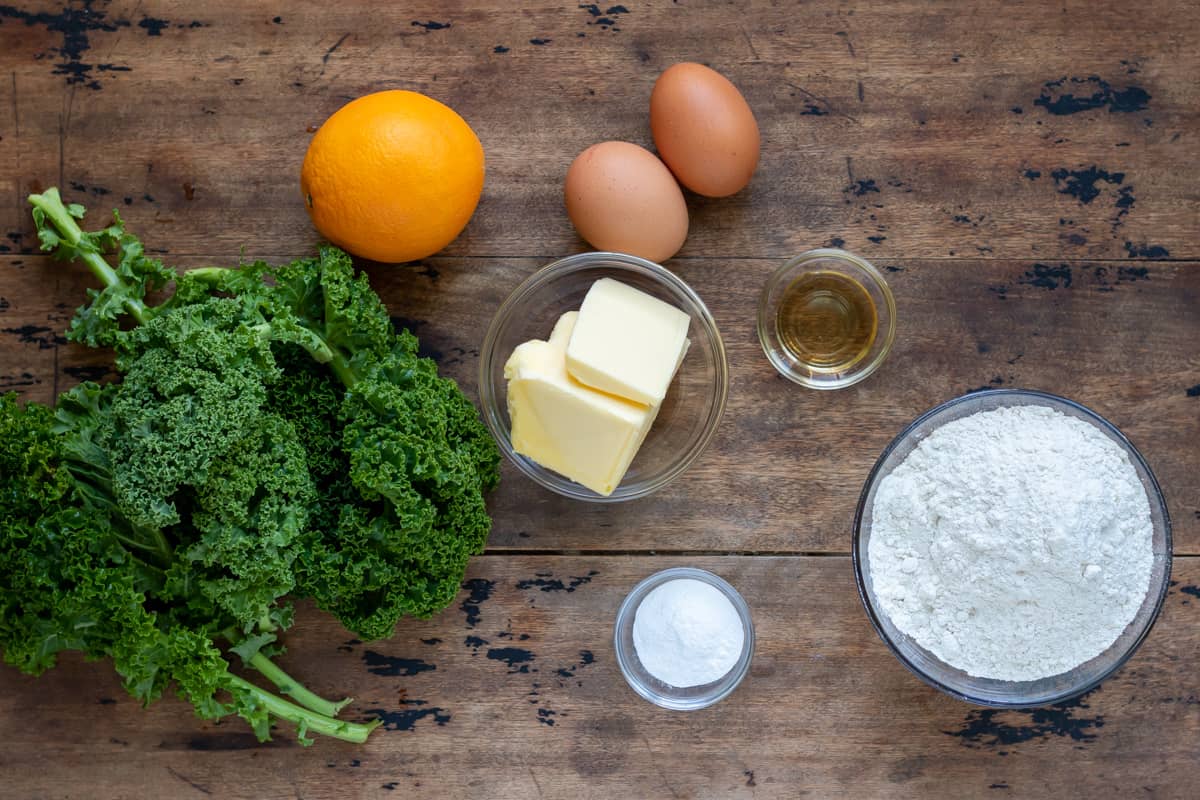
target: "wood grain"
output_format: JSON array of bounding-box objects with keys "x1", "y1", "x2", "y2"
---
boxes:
[
  {"x1": 1, "y1": 555, "x2": 1198, "y2": 799},
  {"x1": 1, "y1": 0, "x2": 1199, "y2": 796},
  {"x1": 4, "y1": 254, "x2": 1197, "y2": 554},
  {"x1": 0, "y1": 0, "x2": 1197, "y2": 263}
]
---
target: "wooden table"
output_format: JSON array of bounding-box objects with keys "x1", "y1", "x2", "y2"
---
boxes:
[{"x1": 2, "y1": 1, "x2": 1198, "y2": 797}]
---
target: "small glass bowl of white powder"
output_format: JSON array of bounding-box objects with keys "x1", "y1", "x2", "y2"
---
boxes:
[
  {"x1": 854, "y1": 389, "x2": 1172, "y2": 707},
  {"x1": 614, "y1": 568, "x2": 755, "y2": 710}
]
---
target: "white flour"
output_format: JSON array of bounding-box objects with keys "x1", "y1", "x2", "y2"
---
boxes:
[
  {"x1": 868, "y1": 405, "x2": 1154, "y2": 681},
  {"x1": 633, "y1": 578, "x2": 744, "y2": 687}
]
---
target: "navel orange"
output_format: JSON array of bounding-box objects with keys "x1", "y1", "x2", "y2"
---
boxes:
[{"x1": 300, "y1": 90, "x2": 484, "y2": 263}]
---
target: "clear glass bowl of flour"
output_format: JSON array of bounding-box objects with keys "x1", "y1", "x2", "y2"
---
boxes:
[
  {"x1": 853, "y1": 389, "x2": 1172, "y2": 707},
  {"x1": 614, "y1": 567, "x2": 755, "y2": 710}
]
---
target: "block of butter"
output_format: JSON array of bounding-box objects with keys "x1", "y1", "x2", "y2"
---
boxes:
[
  {"x1": 504, "y1": 311, "x2": 659, "y2": 496},
  {"x1": 565, "y1": 278, "x2": 690, "y2": 407}
]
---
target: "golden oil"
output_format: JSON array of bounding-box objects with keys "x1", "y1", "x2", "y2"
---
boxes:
[{"x1": 776, "y1": 270, "x2": 878, "y2": 373}]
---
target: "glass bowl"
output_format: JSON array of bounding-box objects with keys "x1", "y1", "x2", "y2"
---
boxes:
[
  {"x1": 479, "y1": 252, "x2": 728, "y2": 502},
  {"x1": 757, "y1": 248, "x2": 896, "y2": 389},
  {"x1": 853, "y1": 389, "x2": 1172, "y2": 707},
  {"x1": 613, "y1": 567, "x2": 755, "y2": 710}
]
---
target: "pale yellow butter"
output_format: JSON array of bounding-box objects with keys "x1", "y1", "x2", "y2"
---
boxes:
[
  {"x1": 504, "y1": 312, "x2": 658, "y2": 496},
  {"x1": 565, "y1": 278, "x2": 691, "y2": 407}
]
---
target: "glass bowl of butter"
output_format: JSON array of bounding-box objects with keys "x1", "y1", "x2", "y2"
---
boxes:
[{"x1": 479, "y1": 251, "x2": 728, "y2": 502}]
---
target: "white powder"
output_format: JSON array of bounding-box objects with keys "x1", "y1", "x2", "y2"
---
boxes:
[
  {"x1": 868, "y1": 405, "x2": 1154, "y2": 681},
  {"x1": 633, "y1": 578, "x2": 744, "y2": 687}
]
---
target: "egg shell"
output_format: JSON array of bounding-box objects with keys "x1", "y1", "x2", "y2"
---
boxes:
[
  {"x1": 564, "y1": 141, "x2": 689, "y2": 263},
  {"x1": 650, "y1": 63, "x2": 760, "y2": 198}
]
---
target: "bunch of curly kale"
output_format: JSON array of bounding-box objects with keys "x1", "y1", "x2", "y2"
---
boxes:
[{"x1": 0, "y1": 189, "x2": 499, "y2": 744}]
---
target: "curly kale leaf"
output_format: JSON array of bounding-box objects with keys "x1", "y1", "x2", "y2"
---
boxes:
[
  {"x1": 8, "y1": 188, "x2": 499, "y2": 743},
  {"x1": 190, "y1": 246, "x2": 500, "y2": 638},
  {"x1": 263, "y1": 250, "x2": 500, "y2": 637},
  {"x1": 181, "y1": 412, "x2": 314, "y2": 631},
  {"x1": 30, "y1": 188, "x2": 175, "y2": 346},
  {"x1": 104, "y1": 299, "x2": 279, "y2": 527},
  {"x1": 274, "y1": 338, "x2": 498, "y2": 638},
  {"x1": 1, "y1": 390, "x2": 374, "y2": 744},
  {"x1": 0, "y1": 393, "x2": 209, "y2": 708}
]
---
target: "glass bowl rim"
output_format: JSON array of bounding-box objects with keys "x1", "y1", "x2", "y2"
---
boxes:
[
  {"x1": 851, "y1": 388, "x2": 1173, "y2": 707},
  {"x1": 478, "y1": 251, "x2": 729, "y2": 503},
  {"x1": 756, "y1": 247, "x2": 898, "y2": 390},
  {"x1": 613, "y1": 566, "x2": 756, "y2": 710}
]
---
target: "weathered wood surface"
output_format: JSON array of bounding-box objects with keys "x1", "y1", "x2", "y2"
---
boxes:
[
  {"x1": 2, "y1": 556, "x2": 1200, "y2": 799},
  {"x1": 1, "y1": 0, "x2": 1199, "y2": 797},
  {"x1": 3, "y1": 253, "x2": 1197, "y2": 555},
  {"x1": 0, "y1": 1, "x2": 1197, "y2": 262}
]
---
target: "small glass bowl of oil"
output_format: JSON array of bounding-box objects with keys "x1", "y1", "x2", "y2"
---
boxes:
[{"x1": 757, "y1": 248, "x2": 896, "y2": 389}]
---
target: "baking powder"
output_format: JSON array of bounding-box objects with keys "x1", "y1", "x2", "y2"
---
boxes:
[
  {"x1": 633, "y1": 578, "x2": 744, "y2": 688},
  {"x1": 868, "y1": 404, "x2": 1154, "y2": 681}
]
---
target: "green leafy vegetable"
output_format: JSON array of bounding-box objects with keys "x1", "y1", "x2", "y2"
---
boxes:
[
  {"x1": 0, "y1": 188, "x2": 500, "y2": 745},
  {"x1": 184, "y1": 249, "x2": 500, "y2": 636}
]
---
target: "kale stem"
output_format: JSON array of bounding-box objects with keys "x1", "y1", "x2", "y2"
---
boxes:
[
  {"x1": 109, "y1": 526, "x2": 171, "y2": 567},
  {"x1": 247, "y1": 651, "x2": 353, "y2": 717},
  {"x1": 326, "y1": 348, "x2": 357, "y2": 389},
  {"x1": 218, "y1": 629, "x2": 351, "y2": 717},
  {"x1": 132, "y1": 522, "x2": 173, "y2": 566},
  {"x1": 226, "y1": 674, "x2": 379, "y2": 744},
  {"x1": 181, "y1": 264, "x2": 353, "y2": 384},
  {"x1": 86, "y1": 253, "x2": 146, "y2": 320},
  {"x1": 182, "y1": 266, "x2": 226, "y2": 285},
  {"x1": 245, "y1": 320, "x2": 336, "y2": 366},
  {"x1": 106, "y1": 510, "x2": 172, "y2": 569},
  {"x1": 27, "y1": 188, "x2": 150, "y2": 324}
]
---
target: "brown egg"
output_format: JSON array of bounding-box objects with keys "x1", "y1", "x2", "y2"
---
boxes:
[
  {"x1": 564, "y1": 141, "x2": 689, "y2": 263},
  {"x1": 650, "y1": 63, "x2": 760, "y2": 197}
]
